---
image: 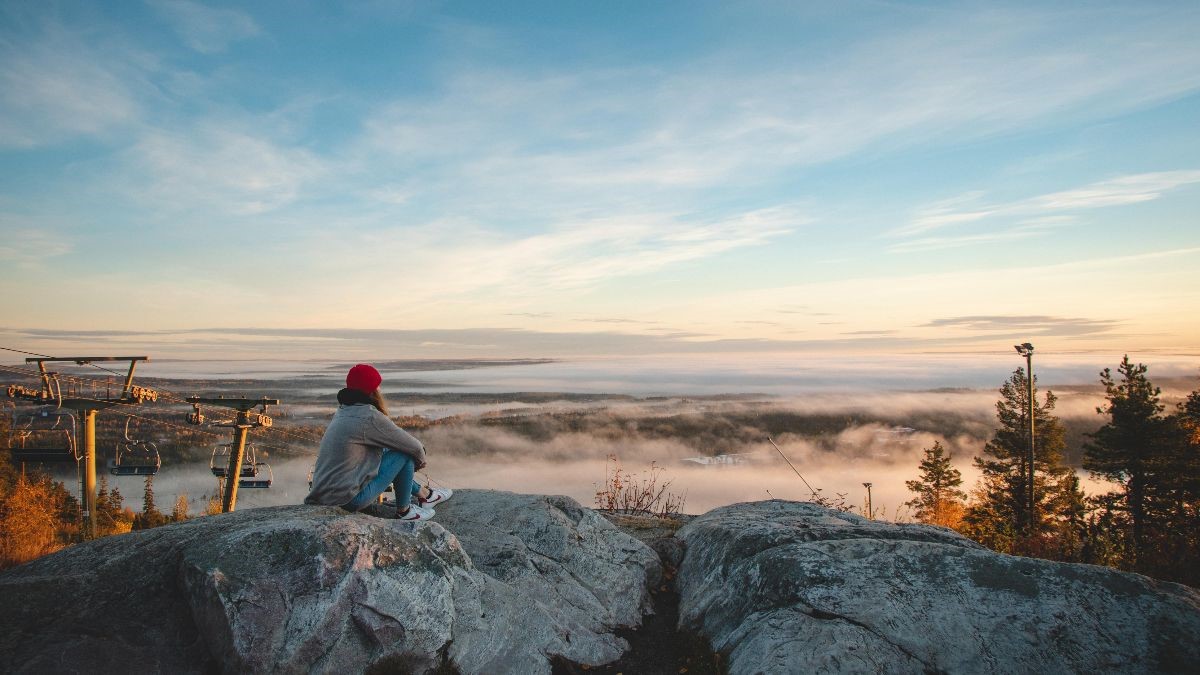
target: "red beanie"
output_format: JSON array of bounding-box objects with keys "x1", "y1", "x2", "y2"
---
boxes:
[{"x1": 346, "y1": 364, "x2": 382, "y2": 393}]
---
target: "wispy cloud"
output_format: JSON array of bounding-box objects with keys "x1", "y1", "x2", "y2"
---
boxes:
[
  {"x1": 345, "y1": 4, "x2": 1200, "y2": 222},
  {"x1": 296, "y1": 206, "x2": 804, "y2": 307},
  {"x1": 3, "y1": 3, "x2": 1199, "y2": 349},
  {"x1": 887, "y1": 223, "x2": 1058, "y2": 254},
  {"x1": 0, "y1": 21, "x2": 143, "y2": 148},
  {"x1": 1029, "y1": 171, "x2": 1200, "y2": 210},
  {"x1": 920, "y1": 316, "x2": 1120, "y2": 338},
  {"x1": 899, "y1": 171, "x2": 1200, "y2": 238},
  {"x1": 578, "y1": 318, "x2": 659, "y2": 325},
  {"x1": 149, "y1": 0, "x2": 261, "y2": 54},
  {"x1": 0, "y1": 224, "x2": 73, "y2": 266},
  {"x1": 889, "y1": 170, "x2": 1200, "y2": 252},
  {"x1": 120, "y1": 126, "x2": 327, "y2": 215}
]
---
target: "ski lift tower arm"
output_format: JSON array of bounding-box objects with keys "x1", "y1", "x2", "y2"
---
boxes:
[{"x1": 24, "y1": 356, "x2": 156, "y2": 403}]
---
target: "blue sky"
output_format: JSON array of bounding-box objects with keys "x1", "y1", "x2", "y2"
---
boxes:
[{"x1": 1, "y1": 1, "x2": 1199, "y2": 359}]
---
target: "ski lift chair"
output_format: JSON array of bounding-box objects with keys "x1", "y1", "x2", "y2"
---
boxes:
[
  {"x1": 108, "y1": 441, "x2": 161, "y2": 476},
  {"x1": 108, "y1": 418, "x2": 162, "y2": 476},
  {"x1": 209, "y1": 443, "x2": 260, "y2": 478},
  {"x1": 239, "y1": 462, "x2": 273, "y2": 489},
  {"x1": 10, "y1": 407, "x2": 78, "y2": 463}
]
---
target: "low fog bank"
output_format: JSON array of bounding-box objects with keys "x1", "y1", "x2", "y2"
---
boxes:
[
  {"x1": 88, "y1": 366, "x2": 1195, "y2": 517},
  {"x1": 105, "y1": 419, "x2": 967, "y2": 517}
]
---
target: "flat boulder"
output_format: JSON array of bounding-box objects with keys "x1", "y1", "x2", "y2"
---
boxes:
[
  {"x1": 0, "y1": 490, "x2": 660, "y2": 674},
  {"x1": 675, "y1": 500, "x2": 1200, "y2": 674}
]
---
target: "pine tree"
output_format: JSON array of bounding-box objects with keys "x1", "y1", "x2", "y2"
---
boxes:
[
  {"x1": 963, "y1": 368, "x2": 1078, "y2": 554},
  {"x1": 95, "y1": 476, "x2": 133, "y2": 536},
  {"x1": 142, "y1": 475, "x2": 157, "y2": 516},
  {"x1": 1168, "y1": 389, "x2": 1200, "y2": 495},
  {"x1": 95, "y1": 476, "x2": 112, "y2": 533},
  {"x1": 1083, "y1": 356, "x2": 1168, "y2": 564},
  {"x1": 1154, "y1": 384, "x2": 1200, "y2": 584},
  {"x1": 109, "y1": 483, "x2": 125, "y2": 513},
  {"x1": 1048, "y1": 472, "x2": 1089, "y2": 562},
  {"x1": 905, "y1": 442, "x2": 966, "y2": 528},
  {"x1": 135, "y1": 475, "x2": 166, "y2": 530}
]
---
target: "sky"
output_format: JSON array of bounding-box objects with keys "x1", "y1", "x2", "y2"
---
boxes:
[{"x1": 1, "y1": 1, "x2": 1199, "y2": 360}]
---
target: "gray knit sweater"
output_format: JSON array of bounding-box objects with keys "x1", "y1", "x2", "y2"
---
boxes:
[{"x1": 304, "y1": 404, "x2": 428, "y2": 507}]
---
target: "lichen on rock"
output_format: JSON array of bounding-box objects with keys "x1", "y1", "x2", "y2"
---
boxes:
[{"x1": 675, "y1": 500, "x2": 1200, "y2": 675}]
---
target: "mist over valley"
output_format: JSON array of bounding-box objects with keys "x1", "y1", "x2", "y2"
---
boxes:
[{"x1": 21, "y1": 353, "x2": 1194, "y2": 517}]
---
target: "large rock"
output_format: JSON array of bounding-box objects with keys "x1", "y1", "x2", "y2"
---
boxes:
[
  {"x1": 0, "y1": 490, "x2": 661, "y2": 674},
  {"x1": 432, "y1": 490, "x2": 661, "y2": 671},
  {"x1": 675, "y1": 500, "x2": 1200, "y2": 674}
]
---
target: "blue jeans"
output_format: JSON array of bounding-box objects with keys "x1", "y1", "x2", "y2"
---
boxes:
[{"x1": 343, "y1": 449, "x2": 422, "y2": 512}]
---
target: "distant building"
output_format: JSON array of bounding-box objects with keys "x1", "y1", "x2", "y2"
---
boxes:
[{"x1": 681, "y1": 452, "x2": 759, "y2": 467}]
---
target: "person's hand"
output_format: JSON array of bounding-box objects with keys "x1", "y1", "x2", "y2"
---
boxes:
[{"x1": 416, "y1": 458, "x2": 428, "y2": 471}]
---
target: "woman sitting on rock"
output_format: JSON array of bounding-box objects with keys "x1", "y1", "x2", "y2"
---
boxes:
[{"x1": 305, "y1": 363, "x2": 451, "y2": 520}]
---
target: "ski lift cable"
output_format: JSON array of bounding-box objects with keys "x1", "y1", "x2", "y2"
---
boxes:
[
  {"x1": 108, "y1": 409, "x2": 298, "y2": 456},
  {"x1": 8, "y1": 389, "x2": 294, "y2": 454},
  {"x1": 0, "y1": 363, "x2": 263, "y2": 430},
  {"x1": 6, "y1": 363, "x2": 445, "y2": 487},
  {"x1": 1, "y1": 345, "x2": 133, "y2": 379},
  {"x1": 3, "y1": 363, "x2": 324, "y2": 444},
  {"x1": 4, "y1": 361, "x2": 366, "y2": 448},
  {"x1": 766, "y1": 436, "x2": 819, "y2": 497},
  {"x1": 5, "y1": 368, "x2": 340, "y2": 452},
  {"x1": 1, "y1": 363, "x2": 322, "y2": 447},
  {"x1": 0, "y1": 360, "x2": 197, "y2": 409},
  {"x1": 0, "y1": 364, "x2": 178, "y2": 413},
  {"x1": 0, "y1": 363, "x2": 138, "y2": 397}
]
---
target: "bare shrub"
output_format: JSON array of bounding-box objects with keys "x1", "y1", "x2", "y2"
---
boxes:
[{"x1": 594, "y1": 455, "x2": 686, "y2": 517}]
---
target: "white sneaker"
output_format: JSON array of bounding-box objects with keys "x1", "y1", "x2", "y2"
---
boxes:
[
  {"x1": 419, "y1": 486, "x2": 453, "y2": 507},
  {"x1": 397, "y1": 504, "x2": 435, "y2": 521}
]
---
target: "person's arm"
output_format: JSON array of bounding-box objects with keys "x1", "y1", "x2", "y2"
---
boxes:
[{"x1": 366, "y1": 412, "x2": 428, "y2": 468}]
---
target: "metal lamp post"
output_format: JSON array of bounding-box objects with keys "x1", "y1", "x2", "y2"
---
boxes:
[{"x1": 1014, "y1": 343, "x2": 1035, "y2": 533}]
